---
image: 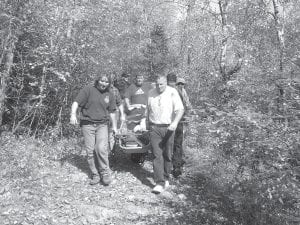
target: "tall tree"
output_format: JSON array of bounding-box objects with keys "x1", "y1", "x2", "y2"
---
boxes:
[
  {"x1": 217, "y1": 0, "x2": 243, "y2": 83},
  {"x1": 141, "y1": 24, "x2": 170, "y2": 80},
  {"x1": 270, "y1": 0, "x2": 286, "y2": 117},
  {"x1": 0, "y1": 0, "x2": 28, "y2": 126},
  {"x1": 179, "y1": 0, "x2": 196, "y2": 76}
]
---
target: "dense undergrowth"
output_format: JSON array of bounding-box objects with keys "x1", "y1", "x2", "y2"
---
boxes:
[{"x1": 192, "y1": 105, "x2": 300, "y2": 225}]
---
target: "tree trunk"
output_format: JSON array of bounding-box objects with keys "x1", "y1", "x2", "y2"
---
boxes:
[
  {"x1": 179, "y1": 0, "x2": 195, "y2": 76},
  {"x1": 0, "y1": 26, "x2": 15, "y2": 127},
  {"x1": 272, "y1": 0, "x2": 285, "y2": 72},
  {"x1": 218, "y1": 0, "x2": 228, "y2": 80},
  {"x1": 271, "y1": 0, "x2": 286, "y2": 119},
  {"x1": 218, "y1": 0, "x2": 242, "y2": 83}
]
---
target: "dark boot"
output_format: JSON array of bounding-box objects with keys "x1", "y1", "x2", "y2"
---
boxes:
[
  {"x1": 172, "y1": 168, "x2": 182, "y2": 178},
  {"x1": 89, "y1": 175, "x2": 100, "y2": 185}
]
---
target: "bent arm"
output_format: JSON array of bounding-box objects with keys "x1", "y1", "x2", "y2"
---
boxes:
[
  {"x1": 174, "y1": 108, "x2": 184, "y2": 124},
  {"x1": 110, "y1": 112, "x2": 118, "y2": 133},
  {"x1": 124, "y1": 97, "x2": 133, "y2": 111},
  {"x1": 168, "y1": 108, "x2": 184, "y2": 131},
  {"x1": 118, "y1": 103, "x2": 125, "y2": 121},
  {"x1": 125, "y1": 97, "x2": 145, "y2": 111},
  {"x1": 182, "y1": 88, "x2": 192, "y2": 111},
  {"x1": 168, "y1": 90, "x2": 185, "y2": 131}
]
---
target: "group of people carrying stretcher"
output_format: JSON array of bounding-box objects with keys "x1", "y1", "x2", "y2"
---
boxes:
[{"x1": 70, "y1": 71, "x2": 192, "y2": 194}]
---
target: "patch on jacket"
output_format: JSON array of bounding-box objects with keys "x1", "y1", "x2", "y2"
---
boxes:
[{"x1": 104, "y1": 96, "x2": 110, "y2": 104}]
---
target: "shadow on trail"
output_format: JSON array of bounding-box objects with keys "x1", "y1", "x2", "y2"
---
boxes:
[
  {"x1": 57, "y1": 147, "x2": 241, "y2": 224},
  {"x1": 58, "y1": 147, "x2": 154, "y2": 189},
  {"x1": 110, "y1": 150, "x2": 154, "y2": 188},
  {"x1": 60, "y1": 153, "x2": 91, "y2": 176},
  {"x1": 163, "y1": 172, "x2": 239, "y2": 225}
]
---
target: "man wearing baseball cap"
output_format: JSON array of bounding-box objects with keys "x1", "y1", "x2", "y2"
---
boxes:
[{"x1": 171, "y1": 75, "x2": 192, "y2": 178}]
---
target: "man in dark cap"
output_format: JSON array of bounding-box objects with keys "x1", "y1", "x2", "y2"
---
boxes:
[{"x1": 167, "y1": 73, "x2": 192, "y2": 178}]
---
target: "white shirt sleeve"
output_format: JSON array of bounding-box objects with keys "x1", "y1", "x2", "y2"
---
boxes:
[{"x1": 172, "y1": 88, "x2": 184, "y2": 111}]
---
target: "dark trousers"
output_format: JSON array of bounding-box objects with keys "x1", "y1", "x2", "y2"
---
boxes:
[
  {"x1": 172, "y1": 122, "x2": 185, "y2": 169},
  {"x1": 150, "y1": 126, "x2": 175, "y2": 185}
]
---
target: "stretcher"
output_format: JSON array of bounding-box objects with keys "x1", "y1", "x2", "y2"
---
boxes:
[{"x1": 113, "y1": 113, "x2": 151, "y2": 164}]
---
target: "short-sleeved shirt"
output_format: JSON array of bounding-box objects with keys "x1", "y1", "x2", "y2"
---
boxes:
[
  {"x1": 147, "y1": 86, "x2": 184, "y2": 125},
  {"x1": 75, "y1": 85, "x2": 116, "y2": 124},
  {"x1": 124, "y1": 82, "x2": 152, "y2": 105}
]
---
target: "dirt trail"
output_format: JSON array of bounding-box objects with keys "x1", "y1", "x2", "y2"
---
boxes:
[
  {"x1": 0, "y1": 123, "x2": 234, "y2": 225},
  {"x1": 1, "y1": 151, "x2": 201, "y2": 225}
]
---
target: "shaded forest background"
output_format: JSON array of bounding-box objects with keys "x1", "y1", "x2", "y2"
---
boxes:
[{"x1": 0, "y1": 0, "x2": 299, "y2": 224}]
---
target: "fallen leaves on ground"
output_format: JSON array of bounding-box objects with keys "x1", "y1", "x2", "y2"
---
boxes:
[{"x1": 0, "y1": 128, "x2": 235, "y2": 225}]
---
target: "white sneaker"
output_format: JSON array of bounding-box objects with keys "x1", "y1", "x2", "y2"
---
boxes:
[
  {"x1": 152, "y1": 184, "x2": 164, "y2": 194},
  {"x1": 164, "y1": 181, "x2": 170, "y2": 189}
]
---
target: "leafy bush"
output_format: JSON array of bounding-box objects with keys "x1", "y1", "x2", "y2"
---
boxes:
[{"x1": 202, "y1": 104, "x2": 300, "y2": 225}]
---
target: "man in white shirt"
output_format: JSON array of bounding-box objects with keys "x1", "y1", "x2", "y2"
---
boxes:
[{"x1": 146, "y1": 75, "x2": 184, "y2": 194}]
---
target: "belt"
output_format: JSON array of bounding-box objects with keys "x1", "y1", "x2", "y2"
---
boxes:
[
  {"x1": 80, "y1": 120, "x2": 107, "y2": 126},
  {"x1": 149, "y1": 123, "x2": 170, "y2": 127}
]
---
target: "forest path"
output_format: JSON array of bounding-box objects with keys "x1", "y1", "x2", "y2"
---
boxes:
[{"x1": 1, "y1": 123, "x2": 235, "y2": 225}]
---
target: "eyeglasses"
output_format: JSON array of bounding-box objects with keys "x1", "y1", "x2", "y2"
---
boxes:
[{"x1": 99, "y1": 79, "x2": 109, "y2": 84}]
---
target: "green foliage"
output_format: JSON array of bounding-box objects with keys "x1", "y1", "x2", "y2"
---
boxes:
[
  {"x1": 197, "y1": 97, "x2": 300, "y2": 224},
  {"x1": 139, "y1": 24, "x2": 176, "y2": 81},
  {"x1": 0, "y1": 0, "x2": 300, "y2": 224},
  {"x1": 1, "y1": 0, "x2": 183, "y2": 134}
]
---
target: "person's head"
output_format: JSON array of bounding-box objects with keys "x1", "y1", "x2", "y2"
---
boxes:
[
  {"x1": 167, "y1": 72, "x2": 177, "y2": 88},
  {"x1": 155, "y1": 75, "x2": 168, "y2": 94},
  {"x1": 135, "y1": 74, "x2": 144, "y2": 87},
  {"x1": 95, "y1": 74, "x2": 110, "y2": 92},
  {"x1": 121, "y1": 72, "x2": 130, "y2": 83},
  {"x1": 176, "y1": 77, "x2": 186, "y2": 90}
]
